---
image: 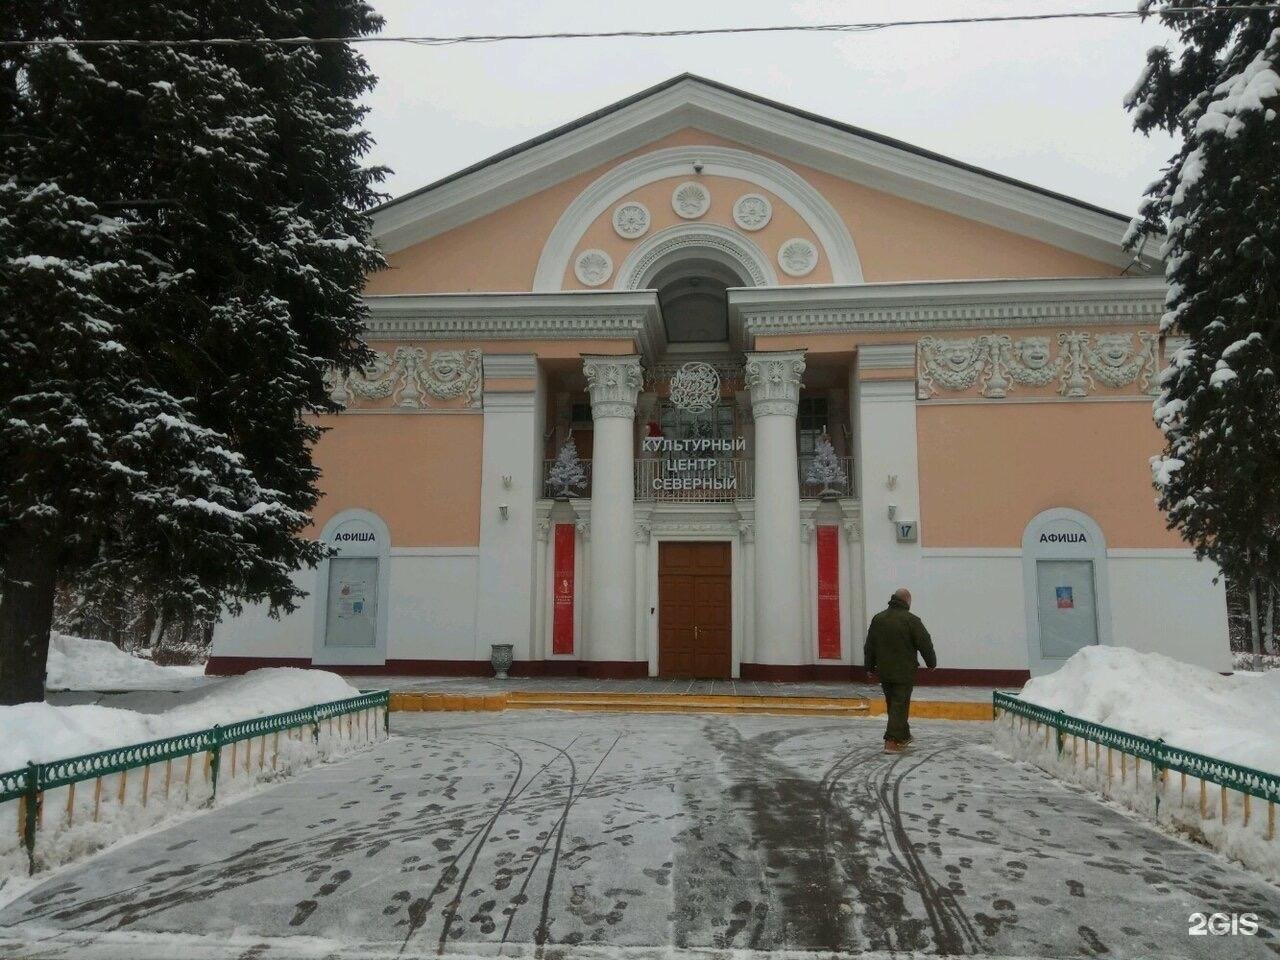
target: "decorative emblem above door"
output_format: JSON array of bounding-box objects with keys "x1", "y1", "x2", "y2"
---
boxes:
[{"x1": 667, "y1": 361, "x2": 721, "y2": 413}]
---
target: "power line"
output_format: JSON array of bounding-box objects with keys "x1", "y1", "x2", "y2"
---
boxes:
[{"x1": 3, "y1": 6, "x2": 1280, "y2": 49}]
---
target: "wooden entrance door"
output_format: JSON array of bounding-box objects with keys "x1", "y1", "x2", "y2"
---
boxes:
[{"x1": 658, "y1": 541, "x2": 731, "y2": 679}]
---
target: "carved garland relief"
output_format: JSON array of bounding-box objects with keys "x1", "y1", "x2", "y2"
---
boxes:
[
  {"x1": 916, "y1": 332, "x2": 1160, "y2": 400},
  {"x1": 326, "y1": 348, "x2": 483, "y2": 409}
]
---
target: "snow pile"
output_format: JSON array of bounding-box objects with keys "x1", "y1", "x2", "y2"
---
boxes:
[
  {"x1": 997, "y1": 646, "x2": 1280, "y2": 882},
  {"x1": 1017, "y1": 645, "x2": 1280, "y2": 776},
  {"x1": 1, "y1": 668, "x2": 358, "y2": 772},
  {"x1": 0, "y1": 669, "x2": 376, "y2": 887},
  {"x1": 44, "y1": 632, "x2": 207, "y2": 691}
]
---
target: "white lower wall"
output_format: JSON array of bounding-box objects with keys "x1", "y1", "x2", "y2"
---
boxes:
[
  {"x1": 913, "y1": 555, "x2": 1027, "y2": 671},
  {"x1": 387, "y1": 553, "x2": 479, "y2": 661},
  {"x1": 210, "y1": 551, "x2": 479, "y2": 663},
  {"x1": 894, "y1": 550, "x2": 1230, "y2": 675},
  {"x1": 211, "y1": 540, "x2": 1228, "y2": 674},
  {"x1": 1108, "y1": 553, "x2": 1230, "y2": 672}
]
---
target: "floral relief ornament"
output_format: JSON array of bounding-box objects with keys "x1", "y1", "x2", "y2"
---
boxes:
[
  {"x1": 671, "y1": 181, "x2": 711, "y2": 219},
  {"x1": 916, "y1": 332, "x2": 1160, "y2": 400},
  {"x1": 574, "y1": 249, "x2": 613, "y2": 287},
  {"x1": 777, "y1": 238, "x2": 818, "y2": 277},
  {"x1": 326, "y1": 348, "x2": 482, "y2": 409},
  {"x1": 612, "y1": 201, "x2": 650, "y2": 239},
  {"x1": 732, "y1": 193, "x2": 772, "y2": 231}
]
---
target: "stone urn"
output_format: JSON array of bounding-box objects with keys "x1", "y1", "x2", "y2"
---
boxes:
[{"x1": 490, "y1": 643, "x2": 515, "y2": 680}]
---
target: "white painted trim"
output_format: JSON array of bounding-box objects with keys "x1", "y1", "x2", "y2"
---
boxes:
[
  {"x1": 390, "y1": 546, "x2": 481, "y2": 558},
  {"x1": 1107, "y1": 547, "x2": 1198, "y2": 559},
  {"x1": 922, "y1": 547, "x2": 1022, "y2": 558},
  {"x1": 363, "y1": 290, "x2": 666, "y2": 358},
  {"x1": 858, "y1": 380, "x2": 916, "y2": 403},
  {"x1": 614, "y1": 222, "x2": 778, "y2": 290},
  {"x1": 371, "y1": 78, "x2": 1147, "y2": 268},
  {"x1": 1021, "y1": 507, "x2": 1112, "y2": 676},
  {"x1": 533, "y1": 144, "x2": 862, "y2": 289},
  {"x1": 482, "y1": 353, "x2": 539, "y2": 379},
  {"x1": 921, "y1": 395, "x2": 1155, "y2": 407},
  {"x1": 857, "y1": 343, "x2": 916, "y2": 369},
  {"x1": 312, "y1": 508, "x2": 391, "y2": 667},
  {"x1": 325, "y1": 408, "x2": 484, "y2": 417},
  {"x1": 482, "y1": 391, "x2": 537, "y2": 412},
  {"x1": 731, "y1": 276, "x2": 1167, "y2": 346}
]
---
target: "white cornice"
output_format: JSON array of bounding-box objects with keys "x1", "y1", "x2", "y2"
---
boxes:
[
  {"x1": 371, "y1": 77, "x2": 1154, "y2": 271},
  {"x1": 363, "y1": 290, "x2": 665, "y2": 358},
  {"x1": 730, "y1": 276, "x2": 1167, "y2": 346},
  {"x1": 481, "y1": 353, "x2": 539, "y2": 379},
  {"x1": 857, "y1": 343, "x2": 916, "y2": 370}
]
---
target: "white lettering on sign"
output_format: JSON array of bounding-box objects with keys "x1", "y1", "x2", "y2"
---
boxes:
[
  {"x1": 651, "y1": 475, "x2": 739, "y2": 491},
  {"x1": 334, "y1": 531, "x2": 376, "y2": 543},
  {"x1": 642, "y1": 437, "x2": 746, "y2": 453},
  {"x1": 1039, "y1": 532, "x2": 1087, "y2": 543}
]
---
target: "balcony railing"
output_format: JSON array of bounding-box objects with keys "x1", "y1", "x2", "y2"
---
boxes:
[
  {"x1": 635, "y1": 457, "x2": 752, "y2": 502},
  {"x1": 798, "y1": 455, "x2": 856, "y2": 499},
  {"x1": 542, "y1": 457, "x2": 856, "y2": 502}
]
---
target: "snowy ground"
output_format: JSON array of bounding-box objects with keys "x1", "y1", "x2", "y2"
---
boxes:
[
  {"x1": 1, "y1": 649, "x2": 373, "y2": 883},
  {"x1": 0, "y1": 710, "x2": 1276, "y2": 959}
]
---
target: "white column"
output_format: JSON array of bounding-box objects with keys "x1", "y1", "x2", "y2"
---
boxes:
[
  {"x1": 583, "y1": 355, "x2": 643, "y2": 664},
  {"x1": 745, "y1": 350, "x2": 806, "y2": 665}
]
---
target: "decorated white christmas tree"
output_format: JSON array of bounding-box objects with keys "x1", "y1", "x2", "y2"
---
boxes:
[
  {"x1": 805, "y1": 432, "x2": 847, "y2": 497},
  {"x1": 547, "y1": 439, "x2": 588, "y2": 498}
]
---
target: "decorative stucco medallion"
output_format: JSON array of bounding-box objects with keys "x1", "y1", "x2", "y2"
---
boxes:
[
  {"x1": 671, "y1": 181, "x2": 711, "y2": 219},
  {"x1": 732, "y1": 193, "x2": 772, "y2": 231},
  {"x1": 777, "y1": 237, "x2": 818, "y2": 277},
  {"x1": 667, "y1": 360, "x2": 721, "y2": 414},
  {"x1": 612, "y1": 201, "x2": 650, "y2": 239},
  {"x1": 573, "y1": 248, "x2": 613, "y2": 287}
]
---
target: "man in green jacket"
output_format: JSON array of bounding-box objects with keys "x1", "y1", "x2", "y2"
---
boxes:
[{"x1": 863, "y1": 587, "x2": 937, "y2": 752}]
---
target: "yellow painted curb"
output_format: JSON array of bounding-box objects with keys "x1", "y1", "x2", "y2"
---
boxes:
[{"x1": 389, "y1": 690, "x2": 992, "y2": 720}]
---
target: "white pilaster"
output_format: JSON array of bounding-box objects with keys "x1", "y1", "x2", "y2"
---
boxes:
[
  {"x1": 583, "y1": 354, "x2": 643, "y2": 663},
  {"x1": 855, "y1": 344, "x2": 923, "y2": 636},
  {"x1": 745, "y1": 350, "x2": 806, "y2": 665},
  {"x1": 474, "y1": 356, "x2": 544, "y2": 661}
]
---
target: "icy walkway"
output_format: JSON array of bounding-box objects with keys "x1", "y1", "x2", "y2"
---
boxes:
[{"x1": 1, "y1": 712, "x2": 1276, "y2": 959}]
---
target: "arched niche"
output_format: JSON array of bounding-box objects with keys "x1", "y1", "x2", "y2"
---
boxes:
[
  {"x1": 1021, "y1": 507, "x2": 1112, "y2": 676},
  {"x1": 312, "y1": 508, "x2": 391, "y2": 667}
]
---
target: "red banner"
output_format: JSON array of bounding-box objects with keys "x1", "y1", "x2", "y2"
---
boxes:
[
  {"x1": 552, "y1": 523, "x2": 575, "y2": 655},
  {"x1": 816, "y1": 525, "x2": 841, "y2": 660}
]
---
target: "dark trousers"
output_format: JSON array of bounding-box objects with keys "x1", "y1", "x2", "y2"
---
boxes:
[{"x1": 880, "y1": 681, "x2": 914, "y2": 742}]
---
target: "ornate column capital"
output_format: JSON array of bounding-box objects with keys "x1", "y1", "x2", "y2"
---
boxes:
[
  {"x1": 745, "y1": 350, "x2": 806, "y2": 418},
  {"x1": 583, "y1": 354, "x2": 644, "y2": 420}
]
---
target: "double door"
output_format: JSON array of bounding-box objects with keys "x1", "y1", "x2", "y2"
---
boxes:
[{"x1": 658, "y1": 541, "x2": 731, "y2": 679}]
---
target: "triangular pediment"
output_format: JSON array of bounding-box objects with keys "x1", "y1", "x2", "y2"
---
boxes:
[{"x1": 371, "y1": 74, "x2": 1149, "y2": 271}]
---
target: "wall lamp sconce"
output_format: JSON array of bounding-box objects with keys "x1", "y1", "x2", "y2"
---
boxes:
[{"x1": 499, "y1": 504, "x2": 509, "y2": 521}]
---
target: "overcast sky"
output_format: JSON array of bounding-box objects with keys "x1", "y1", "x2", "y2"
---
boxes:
[{"x1": 360, "y1": 1, "x2": 1181, "y2": 217}]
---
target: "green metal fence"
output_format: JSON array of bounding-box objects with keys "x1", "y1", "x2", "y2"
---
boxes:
[
  {"x1": 993, "y1": 691, "x2": 1279, "y2": 840},
  {"x1": 2, "y1": 689, "x2": 390, "y2": 875}
]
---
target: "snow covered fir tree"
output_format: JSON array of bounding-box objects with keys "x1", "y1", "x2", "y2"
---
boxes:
[
  {"x1": 546, "y1": 439, "x2": 588, "y2": 499},
  {"x1": 0, "y1": 2, "x2": 386, "y2": 704},
  {"x1": 1126, "y1": 1, "x2": 1280, "y2": 668},
  {"x1": 804, "y1": 432, "x2": 848, "y2": 498}
]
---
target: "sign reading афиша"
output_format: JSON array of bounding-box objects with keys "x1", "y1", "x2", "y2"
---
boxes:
[{"x1": 642, "y1": 436, "x2": 745, "y2": 492}]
